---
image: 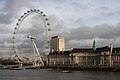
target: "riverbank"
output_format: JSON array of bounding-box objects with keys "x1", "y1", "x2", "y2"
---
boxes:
[
  {"x1": 0, "y1": 65, "x2": 120, "y2": 72},
  {"x1": 46, "y1": 66, "x2": 120, "y2": 72}
]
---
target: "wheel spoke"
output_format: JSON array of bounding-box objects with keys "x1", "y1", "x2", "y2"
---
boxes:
[{"x1": 13, "y1": 9, "x2": 51, "y2": 66}]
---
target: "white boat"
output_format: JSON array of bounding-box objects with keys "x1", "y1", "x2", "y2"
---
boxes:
[{"x1": 62, "y1": 70, "x2": 71, "y2": 73}]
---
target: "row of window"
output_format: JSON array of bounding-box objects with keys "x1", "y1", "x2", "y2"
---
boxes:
[{"x1": 113, "y1": 51, "x2": 120, "y2": 54}]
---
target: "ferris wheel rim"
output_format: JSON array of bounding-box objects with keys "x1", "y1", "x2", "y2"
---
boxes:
[{"x1": 13, "y1": 9, "x2": 51, "y2": 59}]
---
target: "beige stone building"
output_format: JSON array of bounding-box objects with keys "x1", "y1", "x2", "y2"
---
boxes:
[
  {"x1": 70, "y1": 46, "x2": 110, "y2": 68},
  {"x1": 47, "y1": 51, "x2": 70, "y2": 67},
  {"x1": 50, "y1": 35, "x2": 65, "y2": 52},
  {"x1": 48, "y1": 35, "x2": 120, "y2": 68},
  {"x1": 112, "y1": 48, "x2": 120, "y2": 67},
  {"x1": 48, "y1": 46, "x2": 120, "y2": 68}
]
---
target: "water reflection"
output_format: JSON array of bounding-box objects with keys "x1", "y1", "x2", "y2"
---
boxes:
[{"x1": 0, "y1": 69, "x2": 119, "y2": 80}]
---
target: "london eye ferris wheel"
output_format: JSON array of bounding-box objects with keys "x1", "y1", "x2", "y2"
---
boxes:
[{"x1": 13, "y1": 9, "x2": 51, "y2": 64}]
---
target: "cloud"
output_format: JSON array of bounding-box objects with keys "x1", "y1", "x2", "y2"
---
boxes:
[
  {"x1": 47, "y1": 15, "x2": 68, "y2": 36},
  {"x1": 1, "y1": 0, "x2": 32, "y2": 11},
  {"x1": 51, "y1": 0, "x2": 65, "y2": 3},
  {"x1": 0, "y1": 0, "x2": 120, "y2": 56},
  {"x1": 0, "y1": 0, "x2": 32, "y2": 24},
  {"x1": 94, "y1": 24, "x2": 120, "y2": 39},
  {"x1": 95, "y1": 6, "x2": 110, "y2": 12},
  {"x1": 63, "y1": 23, "x2": 120, "y2": 49},
  {"x1": 0, "y1": 13, "x2": 13, "y2": 24},
  {"x1": 70, "y1": 23, "x2": 120, "y2": 40},
  {"x1": 45, "y1": 14, "x2": 120, "y2": 49},
  {"x1": 71, "y1": 2, "x2": 89, "y2": 11}
]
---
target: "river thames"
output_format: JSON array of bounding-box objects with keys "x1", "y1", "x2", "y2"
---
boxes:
[{"x1": 0, "y1": 69, "x2": 119, "y2": 80}]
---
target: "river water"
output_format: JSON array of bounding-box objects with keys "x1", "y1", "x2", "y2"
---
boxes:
[{"x1": 0, "y1": 69, "x2": 119, "y2": 80}]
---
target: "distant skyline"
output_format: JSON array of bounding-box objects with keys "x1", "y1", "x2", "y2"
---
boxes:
[{"x1": 0, "y1": 0, "x2": 120, "y2": 56}]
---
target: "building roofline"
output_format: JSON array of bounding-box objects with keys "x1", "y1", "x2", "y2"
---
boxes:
[{"x1": 51, "y1": 35, "x2": 63, "y2": 39}]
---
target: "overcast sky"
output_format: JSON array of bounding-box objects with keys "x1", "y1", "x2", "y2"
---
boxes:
[{"x1": 0, "y1": 0, "x2": 120, "y2": 56}]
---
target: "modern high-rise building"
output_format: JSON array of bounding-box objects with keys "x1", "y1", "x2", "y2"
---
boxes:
[{"x1": 50, "y1": 35, "x2": 65, "y2": 52}]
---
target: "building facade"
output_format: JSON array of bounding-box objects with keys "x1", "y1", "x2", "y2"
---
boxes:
[
  {"x1": 112, "y1": 48, "x2": 120, "y2": 67},
  {"x1": 47, "y1": 51, "x2": 70, "y2": 67},
  {"x1": 70, "y1": 46, "x2": 111, "y2": 68},
  {"x1": 48, "y1": 46, "x2": 120, "y2": 68},
  {"x1": 50, "y1": 35, "x2": 65, "y2": 52}
]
